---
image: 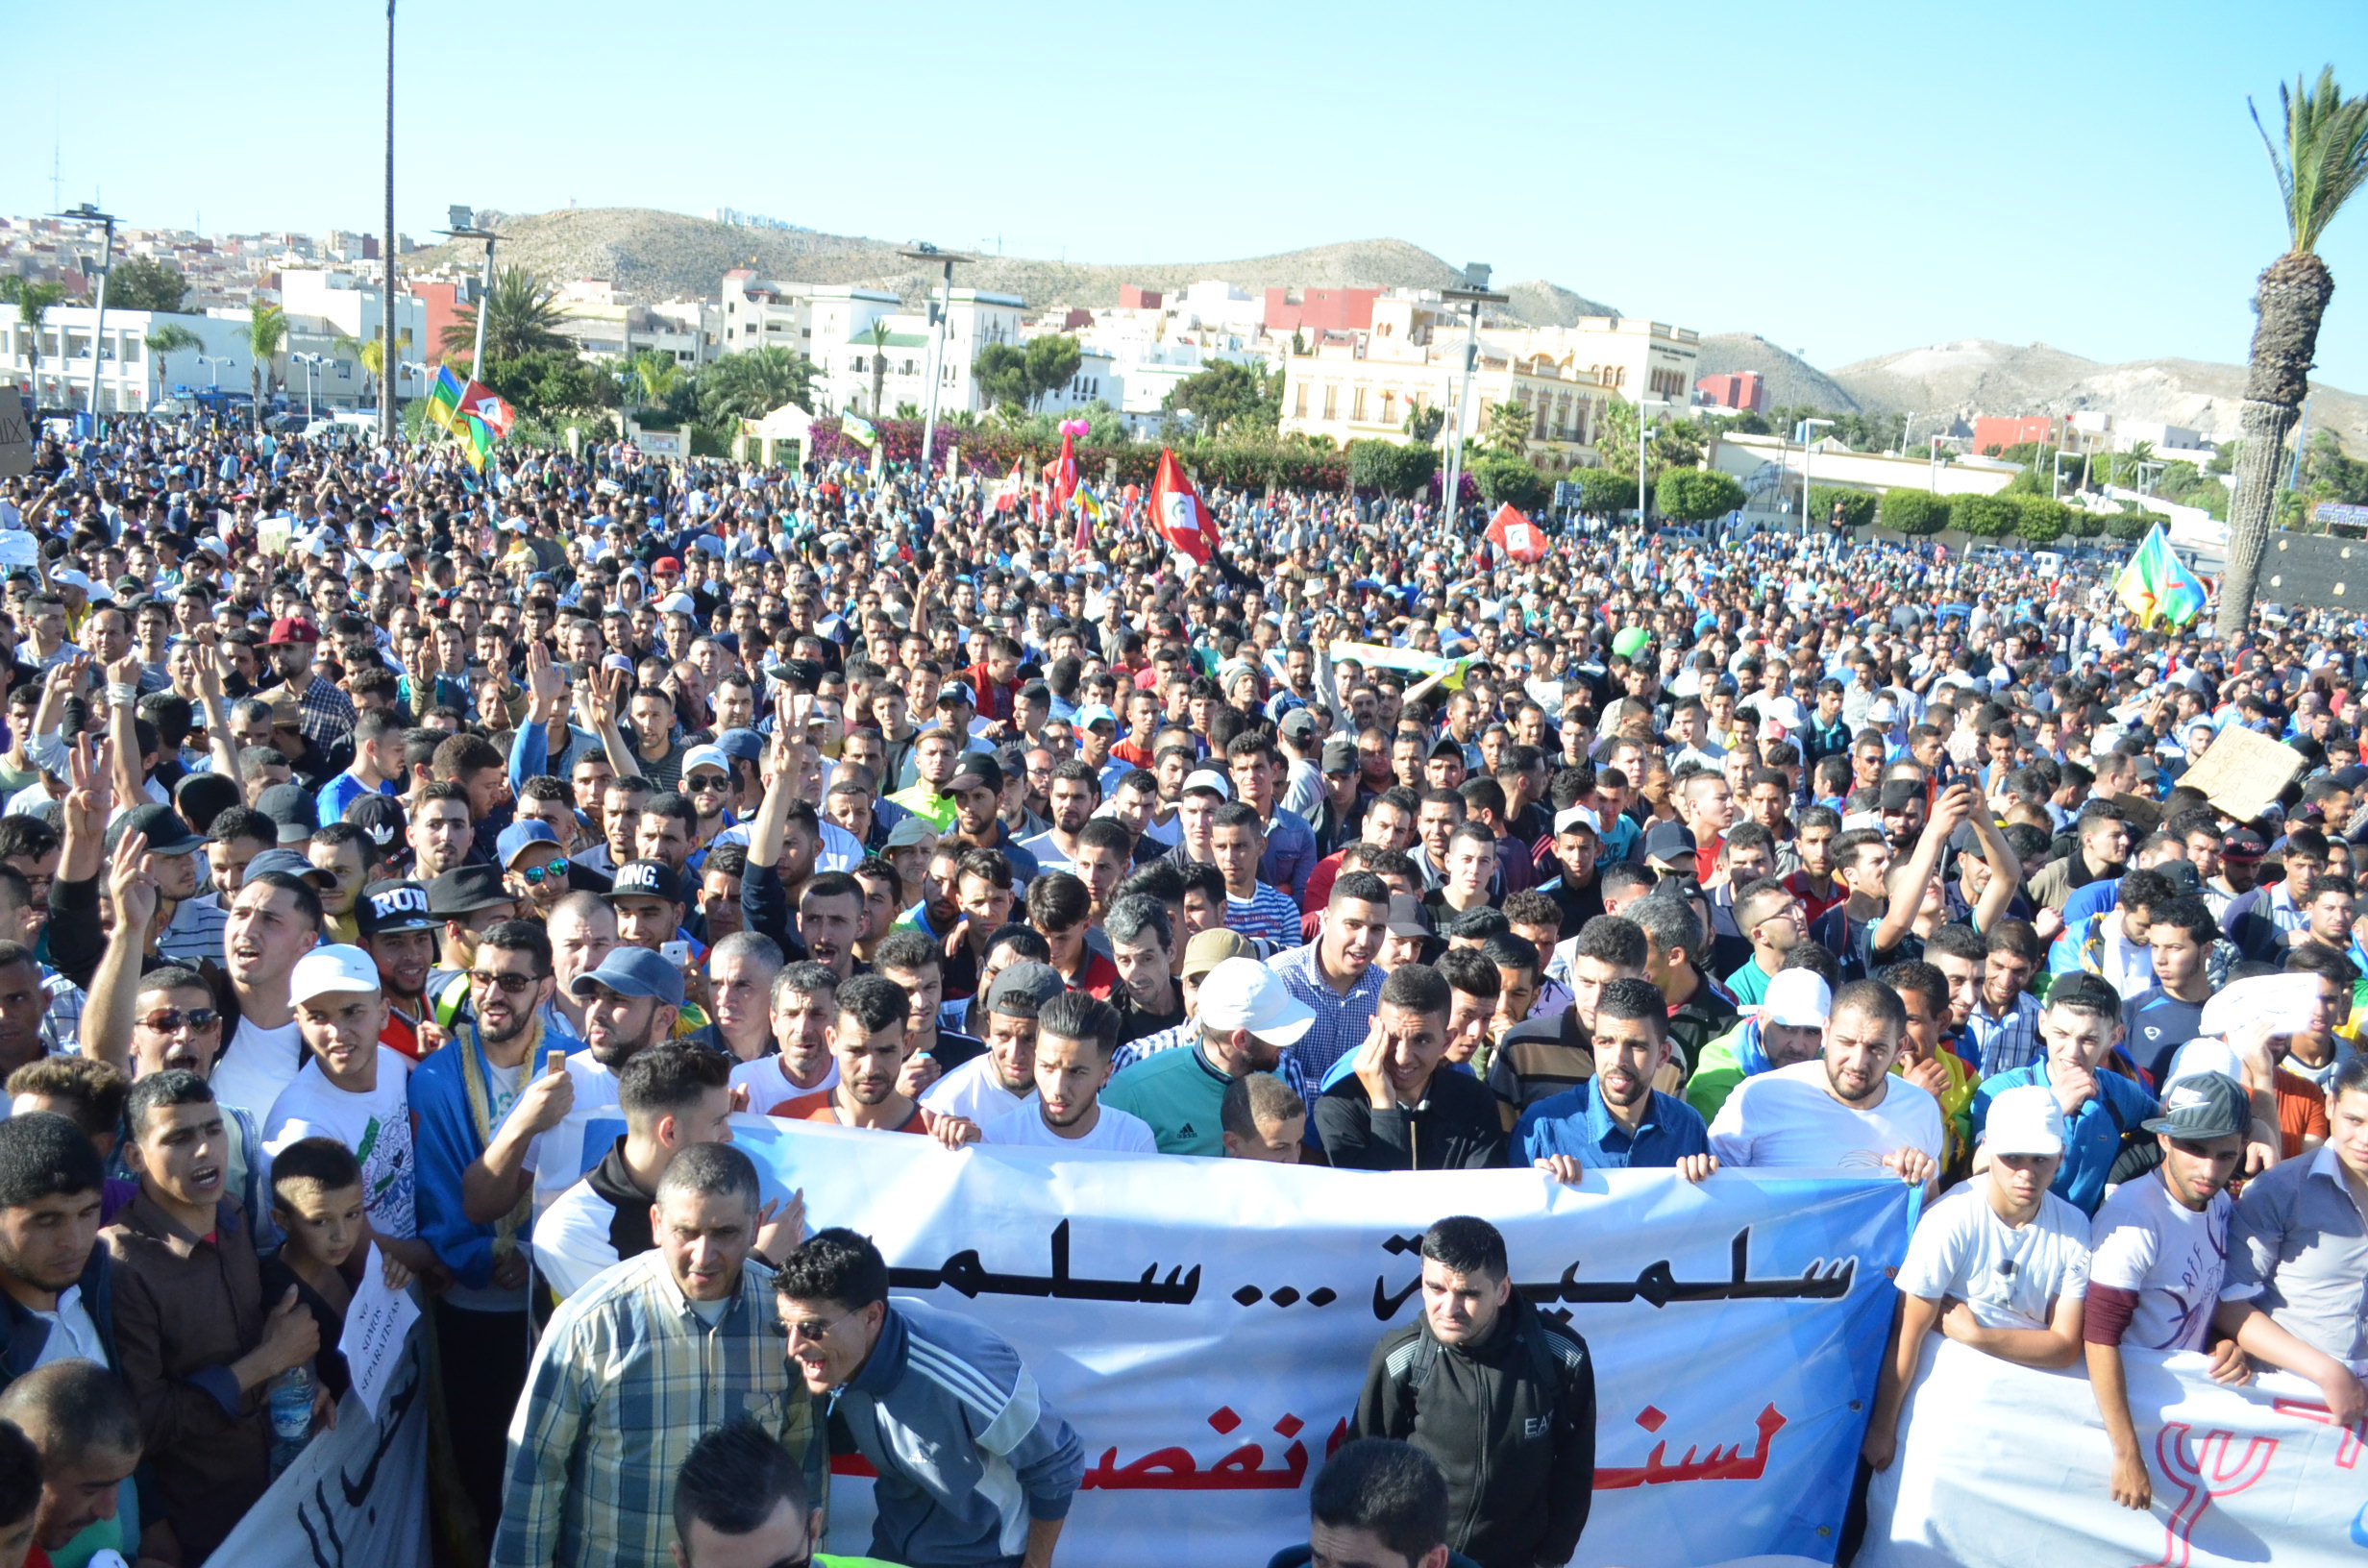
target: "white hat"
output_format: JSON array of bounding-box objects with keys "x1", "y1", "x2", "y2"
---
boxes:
[
  {"x1": 655, "y1": 592, "x2": 698, "y2": 616},
  {"x1": 289, "y1": 943, "x2": 382, "y2": 1007},
  {"x1": 1196, "y1": 957, "x2": 1314, "y2": 1044},
  {"x1": 1180, "y1": 769, "x2": 1232, "y2": 800},
  {"x1": 1553, "y1": 805, "x2": 1602, "y2": 837},
  {"x1": 1761, "y1": 969, "x2": 1832, "y2": 1030},
  {"x1": 1984, "y1": 1084, "x2": 2067, "y2": 1157},
  {"x1": 679, "y1": 744, "x2": 731, "y2": 780},
  {"x1": 2165, "y1": 1036, "x2": 2246, "y2": 1088}
]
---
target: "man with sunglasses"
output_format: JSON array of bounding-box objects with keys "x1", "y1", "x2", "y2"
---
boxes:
[{"x1": 499, "y1": 820, "x2": 576, "y2": 920}]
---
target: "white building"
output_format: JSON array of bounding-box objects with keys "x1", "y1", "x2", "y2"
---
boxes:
[
  {"x1": 806, "y1": 285, "x2": 1024, "y2": 419},
  {"x1": 1477, "y1": 316, "x2": 1701, "y2": 418},
  {"x1": 1, "y1": 306, "x2": 256, "y2": 413},
  {"x1": 277, "y1": 270, "x2": 431, "y2": 408}
]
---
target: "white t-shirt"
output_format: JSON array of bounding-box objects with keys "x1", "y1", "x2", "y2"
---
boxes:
[
  {"x1": 731, "y1": 1054, "x2": 837, "y2": 1116},
  {"x1": 262, "y1": 1047, "x2": 418, "y2": 1239},
  {"x1": 209, "y1": 1017, "x2": 307, "y2": 1124},
  {"x1": 521, "y1": 1054, "x2": 621, "y2": 1176},
  {"x1": 920, "y1": 1053, "x2": 1032, "y2": 1122},
  {"x1": 1707, "y1": 1060, "x2": 1944, "y2": 1171},
  {"x1": 2089, "y1": 1171, "x2": 2232, "y2": 1352},
  {"x1": 980, "y1": 1101, "x2": 1159, "y2": 1154},
  {"x1": 1896, "y1": 1185, "x2": 2092, "y2": 1332},
  {"x1": 531, "y1": 1175, "x2": 635, "y2": 1303}
]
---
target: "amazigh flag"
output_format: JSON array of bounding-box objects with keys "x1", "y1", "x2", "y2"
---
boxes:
[
  {"x1": 1148, "y1": 448, "x2": 1212, "y2": 565},
  {"x1": 2114, "y1": 524, "x2": 2208, "y2": 629},
  {"x1": 458, "y1": 414, "x2": 495, "y2": 473},
  {"x1": 457, "y1": 380, "x2": 515, "y2": 440},
  {"x1": 841, "y1": 413, "x2": 878, "y2": 450},
  {"x1": 1073, "y1": 482, "x2": 1106, "y2": 552},
  {"x1": 1485, "y1": 502, "x2": 1548, "y2": 563},
  {"x1": 425, "y1": 365, "x2": 466, "y2": 435}
]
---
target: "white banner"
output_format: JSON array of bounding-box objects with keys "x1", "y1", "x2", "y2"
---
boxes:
[
  {"x1": 533, "y1": 1114, "x2": 1917, "y2": 1567},
  {"x1": 1862, "y1": 1337, "x2": 2368, "y2": 1568},
  {"x1": 207, "y1": 1319, "x2": 431, "y2": 1568}
]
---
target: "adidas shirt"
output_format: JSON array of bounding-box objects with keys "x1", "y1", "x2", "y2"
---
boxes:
[{"x1": 1101, "y1": 1041, "x2": 1234, "y2": 1158}]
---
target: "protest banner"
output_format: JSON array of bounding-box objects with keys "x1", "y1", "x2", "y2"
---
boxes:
[
  {"x1": 536, "y1": 1113, "x2": 1912, "y2": 1567},
  {"x1": 207, "y1": 1316, "x2": 431, "y2": 1568},
  {"x1": 2178, "y1": 725, "x2": 2306, "y2": 824},
  {"x1": 1861, "y1": 1337, "x2": 2368, "y2": 1568}
]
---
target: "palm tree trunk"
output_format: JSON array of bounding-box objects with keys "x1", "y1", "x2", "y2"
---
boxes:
[{"x1": 2218, "y1": 250, "x2": 2335, "y2": 635}]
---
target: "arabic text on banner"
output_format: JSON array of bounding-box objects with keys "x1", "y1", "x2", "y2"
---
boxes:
[
  {"x1": 207, "y1": 1317, "x2": 431, "y2": 1568},
  {"x1": 1862, "y1": 1337, "x2": 2368, "y2": 1568},
  {"x1": 535, "y1": 1114, "x2": 1913, "y2": 1568}
]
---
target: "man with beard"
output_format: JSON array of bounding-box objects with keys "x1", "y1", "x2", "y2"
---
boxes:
[
  {"x1": 1319, "y1": 965, "x2": 1508, "y2": 1171},
  {"x1": 1268, "y1": 872, "x2": 1391, "y2": 1084},
  {"x1": 1490, "y1": 916, "x2": 1649, "y2": 1130},
  {"x1": 0, "y1": 1115, "x2": 112, "y2": 1394},
  {"x1": 101, "y1": 804, "x2": 224, "y2": 968},
  {"x1": 357, "y1": 880, "x2": 437, "y2": 1059},
  {"x1": 1018, "y1": 759, "x2": 1100, "y2": 875},
  {"x1": 1708, "y1": 979, "x2": 1942, "y2": 1190},
  {"x1": 1517, "y1": 980, "x2": 1715, "y2": 1178},
  {"x1": 731, "y1": 962, "x2": 840, "y2": 1115},
  {"x1": 777, "y1": 973, "x2": 946, "y2": 1136},
  {"x1": 1105, "y1": 956, "x2": 1316, "y2": 1157},
  {"x1": 970, "y1": 992, "x2": 1156, "y2": 1152}
]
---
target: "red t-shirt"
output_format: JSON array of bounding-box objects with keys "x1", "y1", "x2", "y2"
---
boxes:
[{"x1": 775, "y1": 1090, "x2": 932, "y2": 1134}]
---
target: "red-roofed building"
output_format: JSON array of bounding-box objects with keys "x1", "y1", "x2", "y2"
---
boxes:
[
  {"x1": 1264, "y1": 286, "x2": 1379, "y2": 333},
  {"x1": 1973, "y1": 414, "x2": 2063, "y2": 453}
]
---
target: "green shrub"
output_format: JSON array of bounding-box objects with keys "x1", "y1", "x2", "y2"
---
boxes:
[
  {"x1": 1656, "y1": 468, "x2": 1747, "y2": 523},
  {"x1": 1808, "y1": 484, "x2": 1877, "y2": 530},
  {"x1": 1954, "y1": 494, "x2": 2017, "y2": 538},
  {"x1": 1879, "y1": 488, "x2": 1952, "y2": 536}
]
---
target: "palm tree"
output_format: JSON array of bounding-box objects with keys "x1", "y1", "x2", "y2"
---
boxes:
[
  {"x1": 628, "y1": 350, "x2": 682, "y2": 409},
  {"x1": 697, "y1": 346, "x2": 815, "y2": 425},
  {"x1": 246, "y1": 302, "x2": 287, "y2": 429},
  {"x1": 14, "y1": 282, "x2": 64, "y2": 405},
  {"x1": 142, "y1": 323, "x2": 202, "y2": 407},
  {"x1": 2124, "y1": 438, "x2": 2157, "y2": 495},
  {"x1": 2218, "y1": 67, "x2": 2368, "y2": 635},
  {"x1": 865, "y1": 319, "x2": 892, "y2": 418},
  {"x1": 440, "y1": 266, "x2": 570, "y2": 371}
]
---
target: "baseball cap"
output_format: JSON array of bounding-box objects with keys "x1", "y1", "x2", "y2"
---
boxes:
[
  {"x1": 427, "y1": 864, "x2": 516, "y2": 917},
  {"x1": 714, "y1": 727, "x2": 765, "y2": 764},
  {"x1": 1427, "y1": 735, "x2": 1467, "y2": 762},
  {"x1": 256, "y1": 782, "x2": 320, "y2": 845},
  {"x1": 1385, "y1": 894, "x2": 1435, "y2": 940},
  {"x1": 356, "y1": 879, "x2": 437, "y2": 937},
  {"x1": 1642, "y1": 821, "x2": 1696, "y2": 866},
  {"x1": 937, "y1": 682, "x2": 976, "y2": 708},
  {"x1": 263, "y1": 616, "x2": 321, "y2": 646},
  {"x1": 680, "y1": 745, "x2": 731, "y2": 781},
  {"x1": 2164, "y1": 1037, "x2": 2246, "y2": 1089},
  {"x1": 1554, "y1": 805, "x2": 1603, "y2": 838},
  {"x1": 495, "y1": 821, "x2": 562, "y2": 865},
  {"x1": 1877, "y1": 778, "x2": 1924, "y2": 814},
  {"x1": 883, "y1": 818, "x2": 937, "y2": 850},
  {"x1": 1983, "y1": 1084, "x2": 2067, "y2": 1157},
  {"x1": 2156, "y1": 859, "x2": 2203, "y2": 895},
  {"x1": 946, "y1": 755, "x2": 1004, "y2": 796},
  {"x1": 1181, "y1": 769, "x2": 1232, "y2": 800},
  {"x1": 244, "y1": 847, "x2": 334, "y2": 888},
  {"x1": 288, "y1": 943, "x2": 382, "y2": 1007},
  {"x1": 343, "y1": 793, "x2": 407, "y2": 851},
  {"x1": 569, "y1": 945, "x2": 685, "y2": 1010},
  {"x1": 2223, "y1": 828, "x2": 2267, "y2": 861},
  {"x1": 1320, "y1": 738, "x2": 1358, "y2": 774},
  {"x1": 653, "y1": 555, "x2": 682, "y2": 576},
  {"x1": 1180, "y1": 928, "x2": 1255, "y2": 979},
  {"x1": 1761, "y1": 969, "x2": 1833, "y2": 1029},
  {"x1": 606, "y1": 859, "x2": 686, "y2": 906},
  {"x1": 2042, "y1": 971, "x2": 2122, "y2": 1017},
  {"x1": 655, "y1": 592, "x2": 698, "y2": 616},
  {"x1": 2142, "y1": 1072, "x2": 2250, "y2": 1140},
  {"x1": 103, "y1": 802, "x2": 205, "y2": 857},
  {"x1": 1075, "y1": 703, "x2": 1120, "y2": 731},
  {"x1": 984, "y1": 961, "x2": 1067, "y2": 1018},
  {"x1": 1279, "y1": 709, "x2": 1318, "y2": 740},
  {"x1": 1195, "y1": 957, "x2": 1315, "y2": 1044}
]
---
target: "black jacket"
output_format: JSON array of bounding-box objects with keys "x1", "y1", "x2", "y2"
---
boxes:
[
  {"x1": 1316, "y1": 1069, "x2": 1507, "y2": 1171},
  {"x1": 1352, "y1": 1296, "x2": 1596, "y2": 1568}
]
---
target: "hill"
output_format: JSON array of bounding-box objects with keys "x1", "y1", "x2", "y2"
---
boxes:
[
  {"x1": 406, "y1": 208, "x2": 1620, "y2": 322},
  {"x1": 1831, "y1": 338, "x2": 2368, "y2": 453},
  {"x1": 1691, "y1": 332, "x2": 1862, "y2": 413}
]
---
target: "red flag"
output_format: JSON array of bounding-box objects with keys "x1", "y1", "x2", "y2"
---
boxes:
[
  {"x1": 456, "y1": 380, "x2": 515, "y2": 440},
  {"x1": 1041, "y1": 431, "x2": 1079, "y2": 516},
  {"x1": 1485, "y1": 502, "x2": 1547, "y2": 563},
  {"x1": 992, "y1": 455, "x2": 1024, "y2": 514},
  {"x1": 1148, "y1": 449, "x2": 1212, "y2": 565}
]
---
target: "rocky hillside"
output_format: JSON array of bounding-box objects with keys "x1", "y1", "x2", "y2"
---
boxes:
[
  {"x1": 406, "y1": 208, "x2": 1619, "y2": 322},
  {"x1": 1691, "y1": 332, "x2": 1863, "y2": 413}
]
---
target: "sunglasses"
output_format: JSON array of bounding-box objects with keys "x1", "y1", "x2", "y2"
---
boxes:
[
  {"x1": 468, "y1": 968, "x2": 544, "y2": 994},
  {"x1": 137, "y1": 1007, "x2": 221, "y2": 1035},
  {"x1": 513, "y1": 858, "x2": 570, "y2": 885}
]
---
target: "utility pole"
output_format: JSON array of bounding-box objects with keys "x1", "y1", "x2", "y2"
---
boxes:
[
  {"x1": 441, "y1": 210, "x2": 498, "y2": 380},
  {"x1": 1439, "y1": 263, "x2": 1507, "y2": 529},
  {"x1": 900, "y1": 243, "x2": 972, "y2": 483},
  {"x1": 1800, "y1": 417, "x2": 1835, "y2": 538},
  {"x1": 51, "y1": 204, "x2": 118, "y2": 424},
  {"x1": 381, "y1": 0, "x2": 398, "y2": 442}
]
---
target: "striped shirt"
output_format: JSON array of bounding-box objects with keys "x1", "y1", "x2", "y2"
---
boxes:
[
  {"x1": 1224, "y1": 883, "x2": 1303, "y2": 947},
  {"x1": 1964, "y1": 991, "x2": 2044, "y2": 1076},
  {"x1": 156, "y1": 893, "x2": 232, "y2": 968},
  {"x1": 1266, "y1": 940, "x2": 1385, "y2": 1085},
  {"x1": 497, "y1": 1249, "x2": 821, "y2": 1568}
]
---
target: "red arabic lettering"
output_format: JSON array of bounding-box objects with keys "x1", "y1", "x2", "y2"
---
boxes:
[{"x1": 1594, "y1": 1402, "x2": 1787, "y2": 1489}]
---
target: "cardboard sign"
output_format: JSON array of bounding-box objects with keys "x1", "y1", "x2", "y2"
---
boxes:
[
  {"x1": 2177, "y1": 725, "x2": 2306, "y2": 824},
  {"x1": 0, "y1": 400, "x2": 31, "y2": 479}
]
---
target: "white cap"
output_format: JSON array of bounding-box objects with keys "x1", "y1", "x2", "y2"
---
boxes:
[
  {"x1": 656, "y1": 592, "x2": 698, "y2": 616},
  {"x1": 680, "y1": 744, "x2": 731, "y2": 779},
  {"x1": 2165, "y1": 1036, "x2": 2246, "y2": 1088},
  {"x1": 1761, "y1": 969, "x2": 1832, "y2": 1030},
  {"x1": 1180, "y1": 769, "x2": 1232, "y2": 800},
  {"x1": 289, "y1": 943, "x2": 382, "y2": 1007},
  {"x1": 1196, "y1": 957, "x2": 1314, "y2": 1044},
  {"x1": 1984, "y1": 1084, "x2": 2066, "y2": 1157},
  {"x1": 1553, "y1": 805, "x2": 1602, "y2": 837}
]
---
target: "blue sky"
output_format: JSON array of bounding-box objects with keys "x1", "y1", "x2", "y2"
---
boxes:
[{"x1": 12, "y1": 1, "x2": 2368, "y2": 388}]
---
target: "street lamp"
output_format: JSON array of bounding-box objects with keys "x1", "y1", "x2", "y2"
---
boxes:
[
  {"x1": 289, "y1": 353, "x2": 327, "y2": 421},
  {"x1": 49, "y1": 203, "x2": 119, "y2": 422},
  {"x1": 439, "y1": 209, "x2": 499, "y2": 379},
  {"x1": 1440, "y1": 264, "x2": 1509, "y2": 528},
  {"x1": 1638, "y1": 425, "x2": 1657, "y2": 531},
  {"x1": 1799, "y1": 418, "x2": 1835, "y2": 538},
  {"x1": 195, "y1": 354, "x2": 232, "y2": 393},
  {"x1": 900, "y1": 243, "x2": 973, "y2": 483}
]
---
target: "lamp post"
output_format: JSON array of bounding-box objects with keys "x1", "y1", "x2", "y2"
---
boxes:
[
  {"x1": 1440, "y1": 264, "x2": 1508, "y2": 529},
  {"x1": 1799, "y1": 417, "x2": 1835, "y2": 538},
  {"x1": 439, "y1": 210, "x2": 498, "y2": 380},
  {"x1": 381, "y1": 0, "x2": 398, "y2": 444},
  {"x1": 900, "y1": 244, "x2": 972, "y2": 484},
  {"x1": 1638, "y1": 424, "x2": 1656, "y2": 531},
  {"x1": 49, "y1": 204, "x2": 119, "y2": 422},
  {"x1": 289, "y1": 353, "x2": 326, "y2": 421},
  {"x1": 1898, "y1": 410, "x2": 1915, "y2": 456},
  {"x1": 195, "y1": 354, "x2": 231, "y2": 392}
]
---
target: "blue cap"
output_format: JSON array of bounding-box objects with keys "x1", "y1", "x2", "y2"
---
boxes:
[
  {"x1": 569, "y1": 945, "x2": 685, "y2": 1010},
  {"x1": 495, "y1": 821, "x2": 561, "y2": 864},
  {"x1": 714, "y1": 727, "x2": 764, "y2": 763}
]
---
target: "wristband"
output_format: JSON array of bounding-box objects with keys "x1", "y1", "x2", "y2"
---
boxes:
[{"x1": 108, "y1": 683, "x2": 137, "y2": 708}]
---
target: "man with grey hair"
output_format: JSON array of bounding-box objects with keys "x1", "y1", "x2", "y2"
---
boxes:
[
  {"x1": 500, "y1": 1141, "x2": 821, "y2": 1568},
  {"x1": 689, "y1": 930, "x2": 785, "y2": 1064}
]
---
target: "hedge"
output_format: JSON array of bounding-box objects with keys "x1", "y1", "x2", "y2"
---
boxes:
[{"x1": 1879, "y1": 488, "x2": 1952, "y2": 536}]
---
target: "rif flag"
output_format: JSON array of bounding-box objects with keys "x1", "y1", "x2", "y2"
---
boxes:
[
  {"x1": 990, "y1": 456, "x2": 1024, "y2": 514},
  {"x1": 1487, "y1": 502, "x2": 1549, "y2": 562},
  {"x1": 457, "y1": 381, "x2": 514, "y2": 440},
  {"x1": 1149, "y1": 448, "x2": 1213, "y2": 565},
  {"x1": 841, "y1": 412, "x2": 878, "y2": 450},
  {"x1": 2114, "y1": 523, "x2": 2208, "y2": 628}
]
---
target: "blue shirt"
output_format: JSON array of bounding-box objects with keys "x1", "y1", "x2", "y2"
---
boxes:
[
  {"x1": 1513, "y1": 1081, "x2": 1711, "y2": 1170},
  {"x1": 1971, "y1": 1057, "x2": 2158, "y2": 1216}
]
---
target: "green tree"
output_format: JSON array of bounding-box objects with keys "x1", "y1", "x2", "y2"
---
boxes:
[
  {"x1": 1655, "y1": 468, "x2": 1746, "y2": 523},
  {"x1": 863, "y1": 319, "x2": 893, "y2": 417},
  {"x1": 973, "y1": 344, "x2": 1030, "y2": 415},
  {"x1": 142, "y1": 323, "x2": 202, "y2": 406},
  {"x1": 1346, "y1": 439, "x2": 1438, "y2": 499},
  {"x1": 1880, "y1": 488, "x2": 1952, "y2": 536},
  {"x1": 2109, "y1": 509, "x2": 2167, "y2": 542},
  {"x1": 13, "y1": 282, "x2": 64, "y2": 403},
  {"x1": 628, "y1": 351, "x2": 683, "y2": 411},
  {"x1": 1484, "y1": 401, "x2": 1532, "y2": 456},
  {"x1": 1468, "y1": 453, "x2": 1554, "y2": 512},
  {"x1": 1651, "y1": 417, "x2": 1707, "y2": 472},
  {"x1": 1955, "y1": 493, "x2": 2017, "y2": 539},
  {"x1": 2013, "y1": 495, "x2": 2072, "y2": 544},
  {"x1": 1023, "y1": 334, "x2": 1082, "y2": 411},
  {"x1": 440, "y1": 265, "x2": 571, "y2": 370},
  {"x1": 1809, "y1": 485, "x2": 1877, "y2": 531},
  {"x1": 2221, "y1": 67, "x2": 2368, "y2": 634},
  {"x1": 698, "y1": 346, "x2": 817, "y2": 426},
  {"x1": 1568, "y1": 466, "x2": 1640, "y2": 516},
  {"x1": 480, "y1": 348, "x2": 616, "y2": 417},
  {"x1": 333, "y1": 332, "x2": 388, "y2": 405},
  {"x1": 1404, "y1": 404, "x2": 1446, "y2": 445},
  {"x1": 1593, "y1": 397, "x2": 1643, "y2": 479},
  {"x1": 245, "y1": 301, "x2": 287, "y2": 429},
  {"x1": 104, "y1": 257, "x2": 186, "y2": 314},
  {"x1": 1163, "y1": 360, "x2": 1280, "y2": 433}
]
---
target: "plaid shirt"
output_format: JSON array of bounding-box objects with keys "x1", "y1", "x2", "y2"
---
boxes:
[
  {"x1": 1964, "y1": 991, "x2": 2044, "y2": 1076},
  {"x1": 497, "y1": 1249, "x2": 820, "y2": 1568},
  {"x1": 1266, "y1": 940, "x2": 1385, "y2": 1085},
  {"x1": 293, "y1": 674, "x2": 357, "y2": 750}
]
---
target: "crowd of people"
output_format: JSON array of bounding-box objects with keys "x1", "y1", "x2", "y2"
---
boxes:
[{"x1": 0, "y1": 408, "x2": 2356, "y2": 1568}]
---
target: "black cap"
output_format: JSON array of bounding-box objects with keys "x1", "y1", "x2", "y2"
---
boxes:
[
  {"x1": 426, "y1": 864, "x2": 515, "y2": 917},
  {"x1": 947, "y1": 755, "x2": 1003, "y2": 796},
  {"x1": 1320, "y1": 738, "x2": 1359, "y2": 774},
  {"x1": 2043, "y1": 971, "x2": 2123, "y2": 1017},
  {"x1": 1428, "y1": 736, "x2": 1467, "y2": 762},
  {"x1": 605, "y1": 858, "x2": 686, "y2": 905},
  {"x1": 1642, "y1": 821, "x2": 1696, "y2": 864},
  {"x1": 103, "y1": 802, "x2": 205, "y2": 857},
  {"x1": 256, "y1": 782, "x2": 320, "y2": 845},
  {"x1": 1877, "y1": 778, "x2": 1924, "y2": 815},
  {"x1": 2143, "y1": 1072, "x2": 2250, "y2": 1140},
  {"x1": 356, "y1": 879, "x2": 437, "y2": 936},
  {"x1": 342, "y1": 792, "x2": 407, "y2": 851}
]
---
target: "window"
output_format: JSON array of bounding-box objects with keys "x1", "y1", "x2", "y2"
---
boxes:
[
  {"x1": 1294, "y1": 381, "x2": 1308, "y2": 417},
  {"x1": 1351, "y1": 386, "x2": 1367, "y2": 422},
  {"x1": 1321, "y1": 384, "x2": 1337, "y2": 420},
  {"x1": 1380, "y1": 390, "x2": 1396, "y2": 426}
]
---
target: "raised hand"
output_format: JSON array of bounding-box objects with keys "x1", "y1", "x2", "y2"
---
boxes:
[{"x1": 108, "y1": 828, "x2": 160, "y2": 937}]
